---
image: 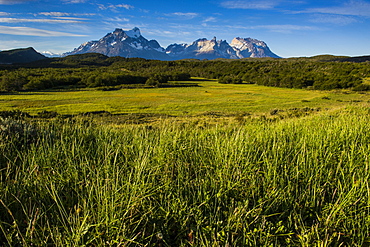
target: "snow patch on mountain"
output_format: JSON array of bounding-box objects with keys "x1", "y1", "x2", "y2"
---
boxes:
[
  {"x1": 42, "y1": 51, "x2": 61, "y2": 57},
  {"x1": 125, "y1": 27, "x2": 141, "y2": 38}
]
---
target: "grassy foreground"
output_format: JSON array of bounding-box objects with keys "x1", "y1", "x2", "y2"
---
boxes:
[{"x1": 1, "y1": 106, "x2": 370, "y2": 246}]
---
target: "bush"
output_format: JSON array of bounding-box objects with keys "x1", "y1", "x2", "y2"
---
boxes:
[
  {"x1": 218, "y1": 75, "x2": 242, "y2": 84},
  {"x1": 145, "y1": 77, "x2": 160, "y2": 87},
  {"x1": 352, "y1": 83, "x2": 370, "y2": 91},
  {"x1": 146, "y1": 74, "x2": 169, "y2": 87},
  {"x1": 36, "y1": 110, "x2": 59, "y2": 118}
]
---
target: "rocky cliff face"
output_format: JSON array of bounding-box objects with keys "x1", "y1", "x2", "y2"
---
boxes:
[
  {"x1": 65, "y1": 27, "x2": 280, "y2": 60},
  {"x1": 230, "y1": 37, "x2": 280, "y2": 58},
  {"x1": 166, "y1": 37, "x2": 240, "y2": 60}
]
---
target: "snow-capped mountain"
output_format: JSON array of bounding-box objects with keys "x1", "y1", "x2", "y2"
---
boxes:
[
  {"x1": 166, "y1": 37, "x2": 240, "y2": 60},
  {"x1": 42, "y1": 51, "x2": 61, "y2": 57},
  {"x1": 230, "y1": 37, "x2": 280, "y2": 58},
  {"x1": 64, "y1": 27, "x2": 168, "y2": 60},
  {"x1": 65, "y1": 27, "x2": 280, "y2": 60}
]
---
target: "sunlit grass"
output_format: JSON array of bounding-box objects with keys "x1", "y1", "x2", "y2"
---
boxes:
[
  {"x1": 0, "y1": 80, "x2": 368, "y2": 116},
  {"x1": 1, "y1": 106, "x2": 370, "y2": 246}
]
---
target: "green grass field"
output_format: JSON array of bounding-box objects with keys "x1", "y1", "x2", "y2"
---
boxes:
[
  {"x1": 1, "y1": 81, "x2": 370, "y2": 246},
  {"x1": 1, "y1": 79, "x2": 369, "y2": 116}
]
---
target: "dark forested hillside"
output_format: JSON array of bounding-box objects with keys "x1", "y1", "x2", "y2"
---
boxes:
[
  {"x1": 1, "y1": 53, "x2": 370, "y2": 92},
  {"x1": 0, "y1": 47, "x2": 47, "y2": 64}
]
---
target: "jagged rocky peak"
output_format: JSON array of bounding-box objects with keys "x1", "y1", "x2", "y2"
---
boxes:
[
  {"x1": 230, "y1": 37, "x2": 280, "y2": 58},
  {"x1": 110, "y1": 27, "x2": 141, "y2": 39},
  {"x1": 122, "y1": 27, "x2": 141, "y2": 38},
  {"x1": 64, "y1": 27, "x2": 168, "y2": 59},
  {"x1": 166, "y1": 37, "x2": 239, "y2": 60},
  {"x1": 195, "y1": 37, "x2": 218, "y2": 51},
  {"x1": 64, "y1": 27, "x2": 280, "y2": 60}
]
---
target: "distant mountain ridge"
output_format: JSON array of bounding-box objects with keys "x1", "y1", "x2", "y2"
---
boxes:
[
  {"x1": 64, "y1": 27, "x2": 280, "y2": 60},
  {"x1": 0, "y1": 47, "x2": 46, "y2": 64},
  {"x1": 64, "y1": 27, "x2": 168, "y2": 60}
]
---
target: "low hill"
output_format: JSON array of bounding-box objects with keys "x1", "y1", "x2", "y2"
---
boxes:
[{"x1": 0, "y1": 47, "x2": 47, "y2": 64}]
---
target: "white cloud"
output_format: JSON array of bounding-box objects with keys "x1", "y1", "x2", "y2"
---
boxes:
[
  {"x1": 98, "y1": 3, "x2": 134, "y2": 11},
  {"x1": 38, "y1": 12, "x2": 71, "y2": 17},
  {"x1": 38, "y1": 12, "x2": 95, "y2": 17},
  {"x1": 62, "y1": 0, "x2": 88, "y2": 3},
  {"x1": 116, "y1": 4, "x2": 134, "y2": 9},
  {"x1": 0, "y1": 25, "x2": 87, "y2": 36},
  {"x1": 52, "y1": 17, "x2": 89, "y2": 21},
  {"x1": 255, "y1": 24, "x2": 318, "y2": 33},
  {"x1": 165, "y1": 12, "x2": 199, "y2": 19},
  {"x1": 202, "y1": 17, "x2": 217, "y2": 27},
  {"x1": 221, "y1": 0, "x2": 280, "y2": 10},
  {"x1": 297, "y1": 0, "x2": 370, "y2": 17},
  {"x1": 0, "y1": 0, "x2": 34, "y2": 4},
  {"x1": 0, "y1": 12, "x2": 10, "y2": 16},
  {"x1": 223, "y1": 24, "x2": 318, "y2": 33},
  {"x1": 0, "y1": 17, "x2": 84, "y2": 24},
  {"x1": 204, "y1": 17, "x2": 217, "y2": 22}
]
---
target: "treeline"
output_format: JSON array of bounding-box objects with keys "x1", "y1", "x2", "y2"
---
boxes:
[
  {"x1": 1, "y1": 53, "x2": 370, "y2": 92},
  {"x1": 0, "y1": 67, "x2": 191, "y2": 91}
]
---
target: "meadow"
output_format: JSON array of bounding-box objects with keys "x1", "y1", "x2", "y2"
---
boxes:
[
  {"x1": 0, "y1": 79, "x2": 369, "y2": 116},
  {"x1": 1, "y1": 80, "x2": 370, "y2": 246}
]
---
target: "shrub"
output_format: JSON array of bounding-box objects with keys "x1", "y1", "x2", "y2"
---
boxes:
[
  {"x1": 36, "y1": 110, "x2": 59, "y2": 119},
  {"x1": 352, "y1": 83, "x2": 370, "y2": 91},
  {"x1": 145, "y1": 77, "x2": 160, "y2": 87},
  {"x1": 218, "y1": 75, "x2": 242, "y2": 84}
]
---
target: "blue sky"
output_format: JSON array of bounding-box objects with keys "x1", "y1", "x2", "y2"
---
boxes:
[{"x1": 0, "y1": 0, "x2": 369, "y2": 57}]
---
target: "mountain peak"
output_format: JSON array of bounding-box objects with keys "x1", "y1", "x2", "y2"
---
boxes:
[
  {"x1": 64, "y1": 27, "x2": 167, "y2": 60},
  {"x1": 230, "y1": 37, "x2": 280, "y2": 58},
  {"x1": 124, "y1": 27, "x2": 141, "y2": 38},
  {"x1": 64, "y1": 27, "x2": 280, "y2": 60}
]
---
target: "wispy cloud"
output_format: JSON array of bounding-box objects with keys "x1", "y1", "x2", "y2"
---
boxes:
[
  {"x1": 297, "y1": 0, "x2": 370, "y2": 17},
  {"x1": 0, "y1": 0, "x2": 34, "y2": 4},
  {"x1": 202, "y1": 17, "x2": 217, "y2": 27},
  {"x1": 221, "y1": 0, "x2": 280, "y2": 10},
  {"x1": 38, "y1": 12, "x2": 71, "y2": 17},
  {"x1": 62, "y1": 0, "x2": 88, "y2": 3},
  {"x1": 204, "y1": 17, "x2": 217, "y2": 22},
  {"x1": 228, "y1": 24, "x2": 320, "y2": 33},
  {"x1": 98, "y1": 3, "x2": 134, "y2": 11},
  {"x1": 52, "y1": 17, "x2": 90, "y2": 21},
  {"x1": 0, "y1": 12, "x2": 10, "y2": 16},
  {"x1": 255, "y1": 24, "x2": 318, "y2": 33},
  {"x1": 0, "y1": 25, "x2": 86, "y2": 36},
  {"x1": 309, "y1": 14, "x2": 358, "y2": 25},
  {"x1": 0, "y1": 17, "x2": 84, "y2": 24},
  {"x1": 116, "y1": 4, "x2": 134, "y2": 9},
  {"x1": 38, "y1": 12, "x2": 96, "y2": 17},
  {"x1": 165, "y1": 12, "x2": 199, "y2": 19},
  {"x1": 105, "y1": 17, "x2": 130, "y2": 22}
]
